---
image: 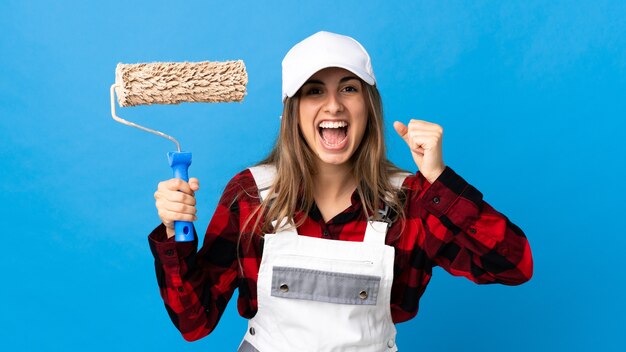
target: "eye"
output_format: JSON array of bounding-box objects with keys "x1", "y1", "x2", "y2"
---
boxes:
[
  {"x1": 304, "y1": 87, "x2": 323, "y2": 95},
  {"x1": 343, "y1": 85, "x2": 358, "y2": 92}
]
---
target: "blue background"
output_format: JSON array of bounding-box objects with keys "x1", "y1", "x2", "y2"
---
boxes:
[{"x1": 1, "y1": 0, "x2": 625, "y2": 351}]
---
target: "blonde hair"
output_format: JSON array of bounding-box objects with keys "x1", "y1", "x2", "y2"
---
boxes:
[{"x1": 238, "y1": 83, "x2": 409, "y2": 247}]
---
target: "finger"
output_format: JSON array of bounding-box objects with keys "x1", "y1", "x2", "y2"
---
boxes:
[
  {"x1": 159, "y1": 190, "x2": 197, "y2": 206},
  {"x1": 407, "y1": 128, "x2": 443, "y2": 142},
  {"x1": 407, "y1": 130, "x2": 442, "y2": 140},
  {"x1": 407, "y1": 132, "x2": 441, "y2": 149},
  {"x1": 410, "y1": 141, "x2": 426, "y2": 155},
  {"x1": 158, "y1": 178, "x2": 194, "y2": 195},
  {"x1": 408, "y1": 119, "x2": 443, "y2": 132},
  {"x1": 393, "y1": 121, "x2": 410, "y2": 143},
  {"x1": 412, "y1": 145, "x2": 425, "y2": 155},
  {"x1": 156, "y1": 198, "x2": 197, "y2": 216},
  {"x1": 188, "y1": 177, "x2": 200, "y2": 191},
  {"x1": 159, "y1": 200, "x2": 197, "y2": 216},
  {"x1": 157, "y1": 209, "x2": 198, "y2": 223}
]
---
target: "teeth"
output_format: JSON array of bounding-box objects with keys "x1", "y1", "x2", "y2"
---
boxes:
[{"x1": 319, "y1": 121, "x2": 348, "y2": 128}]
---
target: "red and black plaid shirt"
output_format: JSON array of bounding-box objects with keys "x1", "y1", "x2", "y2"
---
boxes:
[{"x1": 149, "y1": 166, "x2": 533, "y2": 341}]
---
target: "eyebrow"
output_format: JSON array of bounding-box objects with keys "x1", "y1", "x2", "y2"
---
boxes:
[{"x1": 302, "y1": 76, "x2": 360, "y2": 86}]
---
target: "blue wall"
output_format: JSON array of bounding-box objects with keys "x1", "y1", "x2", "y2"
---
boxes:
[{"x1": 1, "y1": 1, "x2": 624, "y2": 350}]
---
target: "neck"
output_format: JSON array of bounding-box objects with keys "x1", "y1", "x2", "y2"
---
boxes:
[{"x1": 313, "y1": 161, "x2": 356, "y2": 201}]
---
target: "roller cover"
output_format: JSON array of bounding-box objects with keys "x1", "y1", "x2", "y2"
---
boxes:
[{"x1": 115, "y1": 60, "x2": 247, "y2": 107}]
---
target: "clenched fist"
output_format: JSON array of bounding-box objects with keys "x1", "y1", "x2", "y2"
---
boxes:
[
  {"x1": 154, "y1": 178, "x2": 200, "y2": 239},
  {"x1": 393, "y1": 119, "x2": 445, "y2": 183}
]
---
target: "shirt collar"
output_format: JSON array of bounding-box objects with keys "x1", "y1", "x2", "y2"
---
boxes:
[{"x1": 308, "y1": 188, "x2": 362, "y2": 225}]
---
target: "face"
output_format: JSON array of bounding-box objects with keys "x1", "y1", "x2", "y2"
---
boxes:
[{"x1": 297, "y1": 67, "x2": 368, "y2": 168}]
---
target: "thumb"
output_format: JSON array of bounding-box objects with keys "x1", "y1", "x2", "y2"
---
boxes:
[
  {"x1": 393, "y1": 121, "x2": 409, "y2": 144},
  {"x1": 189, "y1": 177, "x2": 200, "y2": 192}
]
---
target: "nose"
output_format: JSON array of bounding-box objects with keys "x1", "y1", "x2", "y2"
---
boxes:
[{"x1": 323, "y1": 91, "x2": 344, "y2": 114}]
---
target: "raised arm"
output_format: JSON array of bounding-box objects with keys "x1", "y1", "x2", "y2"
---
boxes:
[{"x1": 409, "y1": 167, "x2": 533, "y2": 285}]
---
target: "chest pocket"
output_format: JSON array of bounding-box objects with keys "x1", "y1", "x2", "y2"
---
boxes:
[{"x1": 271, "y1": 266, "x2": 381, "y2": 305}]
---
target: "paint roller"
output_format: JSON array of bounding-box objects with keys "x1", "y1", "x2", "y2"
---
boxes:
[{"x1": 110, "y1": 60, "x2": 248, "y2": 242}]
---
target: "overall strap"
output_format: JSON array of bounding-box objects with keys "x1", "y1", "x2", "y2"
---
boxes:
[
  {"x1": 362, "y1": 221, "x2": 390, "y2": 245},
  {"x1": 249, "y1": 164, "x2": 297, "y2": 234},
  {"x1": 389, "y1": 172, "x2": 411, "y2": 190},
  {"x1": 363, "y1": 172, "x2": 411, "y2": 245},
  {"x1": 248, "y1": 164, "x2": 277, "y2": 202}
]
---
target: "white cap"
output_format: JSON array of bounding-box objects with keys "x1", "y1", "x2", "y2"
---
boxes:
[{"x1": 281, "y1": 31, "x2": 376, "y2": 101}]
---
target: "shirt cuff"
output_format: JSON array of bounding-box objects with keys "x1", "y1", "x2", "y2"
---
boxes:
[
  {"x1": 419, "y1": 166, "x2": 483, "y2": 230},
  {"x1": 148, "y1": 224, "x2": 198, "y2": 268}
]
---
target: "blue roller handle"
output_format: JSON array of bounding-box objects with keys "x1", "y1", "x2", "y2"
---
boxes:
[{"x1": 167, "y1": 151, "x2": 195, "y2": 242}]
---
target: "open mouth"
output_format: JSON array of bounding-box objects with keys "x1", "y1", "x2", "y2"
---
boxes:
[{"x1": 318, "y1": 120, "x2": 349, "y2": 147}]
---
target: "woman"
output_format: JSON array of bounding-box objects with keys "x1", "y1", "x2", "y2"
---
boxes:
[{"x1": 150, "y1": 31, "x2": 533, "y2": 351}]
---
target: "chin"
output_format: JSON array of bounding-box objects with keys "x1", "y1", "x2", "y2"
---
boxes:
[{"x1": 315, "y1": 151, "x2": 353, "y2": 166}]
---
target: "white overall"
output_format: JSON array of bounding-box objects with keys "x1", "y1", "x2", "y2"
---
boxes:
[{"x1": 238, "y1": 165, "x2": 408, "y2": 352}]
